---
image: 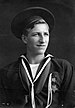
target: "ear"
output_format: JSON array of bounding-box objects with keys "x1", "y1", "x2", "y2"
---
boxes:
[{"x1": 21, "y1": 34, "x2": 27, "y2": 44}]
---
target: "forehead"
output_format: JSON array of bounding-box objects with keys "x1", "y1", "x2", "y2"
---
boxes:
[
  {"x1": 27, "y1": 23, "x2": 49, "y2": 33},
  {"x1": 34, "y1": 23, "x2": 49, "y2": 30}
]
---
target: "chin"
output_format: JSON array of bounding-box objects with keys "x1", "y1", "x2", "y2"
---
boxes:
[{"x1": 36, "y1": 50, "x2": 46, "y2": 55}]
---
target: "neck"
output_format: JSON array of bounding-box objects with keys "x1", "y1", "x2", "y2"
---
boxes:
[{"x1": 26, "y1": 52, "x2": 45, "y2": 64}]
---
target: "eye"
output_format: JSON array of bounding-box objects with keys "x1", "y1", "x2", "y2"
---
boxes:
[
  {"x1": 31, "y1": 33, "x2": 39, "y2": 37},
  {"x1": 32, "y1": 32, "x2": 41, "y2": 37},
  {"x1": 44, "y1": 32, "x2": 49, "y2": 36}
]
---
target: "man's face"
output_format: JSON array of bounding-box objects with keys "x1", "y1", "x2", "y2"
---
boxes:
[{"x1": 24, "y1": 23, "x2": 50, "y2": 56}]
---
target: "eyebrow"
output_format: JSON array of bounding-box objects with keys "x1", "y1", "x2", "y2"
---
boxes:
[{"x1": 31, "y1": 32, "x2": 49, "y2": 36}]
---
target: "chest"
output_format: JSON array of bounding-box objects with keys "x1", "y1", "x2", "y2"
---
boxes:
[{"x1": 1, "y1": 60, "x2": 63, "y2": 108}]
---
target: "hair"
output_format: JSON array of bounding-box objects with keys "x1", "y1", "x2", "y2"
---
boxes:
[{"x1": 21, "y1": 16, "x2": 50, "y2": 37}]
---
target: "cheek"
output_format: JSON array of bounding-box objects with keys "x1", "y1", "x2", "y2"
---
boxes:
[
  {"x1": 46, "y1": 37, "x2": 49, "y2": 43},
  {"x1": 27, "y1": 38, "x2": 37, "y2": 46}
]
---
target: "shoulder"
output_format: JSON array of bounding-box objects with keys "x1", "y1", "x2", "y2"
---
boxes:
[
  {"x1": 0, "y1": 59, "x2": 20, "y2": 78},
  {"x1": 50, "y1": 57, "x2": 73, "y2": 82},
  {"x1": 51, "y1": 57, "x2": 73, "y2": 70}
]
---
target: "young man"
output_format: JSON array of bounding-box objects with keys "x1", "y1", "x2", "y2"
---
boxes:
[{"x1": 0, "y1": 7, "x2": 74, "y2": 108}]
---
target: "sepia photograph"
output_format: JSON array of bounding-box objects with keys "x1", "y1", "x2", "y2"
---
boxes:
[{"x1": 0, "y1": 0, "x2": 75, "y2": 108}]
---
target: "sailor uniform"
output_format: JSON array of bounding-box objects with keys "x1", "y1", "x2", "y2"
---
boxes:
[{"x1": 0, "y1": 54, "x2": 74, "y2": 108}]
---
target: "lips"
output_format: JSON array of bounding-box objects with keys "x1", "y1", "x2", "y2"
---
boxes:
[
  {"x1": 36, "y1": 44, "x2": 46, "y2": 48},
  {"x1": 37, "y1": 44, "x2": 46, "y2": 46}
]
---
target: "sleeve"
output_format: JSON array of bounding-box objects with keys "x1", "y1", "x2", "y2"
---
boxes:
[{"x1": 60, "y1": 60, "x2": 75, "y2": 108}]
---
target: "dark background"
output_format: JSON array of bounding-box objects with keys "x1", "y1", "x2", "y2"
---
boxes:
[{"x1": 0, "y1": 0, "x2": 75, "y2": 68}]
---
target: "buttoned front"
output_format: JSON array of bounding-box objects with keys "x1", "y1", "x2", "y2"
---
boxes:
[
  {"x1": 0, "y1": 102, "x2": 12, "y2": 108},
  {"x1": 1, "y1": 102, "x2": 10, "y2": 106}
]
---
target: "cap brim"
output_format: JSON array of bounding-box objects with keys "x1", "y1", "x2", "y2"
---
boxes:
[{"x1": 11, "y1": 7, "x2": 55, "y2": 39}]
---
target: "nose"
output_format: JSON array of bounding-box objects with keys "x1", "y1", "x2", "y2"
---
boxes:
[{"x1": 39, "y1": 34, "x2": 45, "y2": 43}]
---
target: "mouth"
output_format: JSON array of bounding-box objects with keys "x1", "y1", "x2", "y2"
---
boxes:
[
  {"x1": 37, "y1": 44, "x2": 46, "y2": 48},
  {"x1": 37, "y1": 44, "x2": 46, "y2": 46}
]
